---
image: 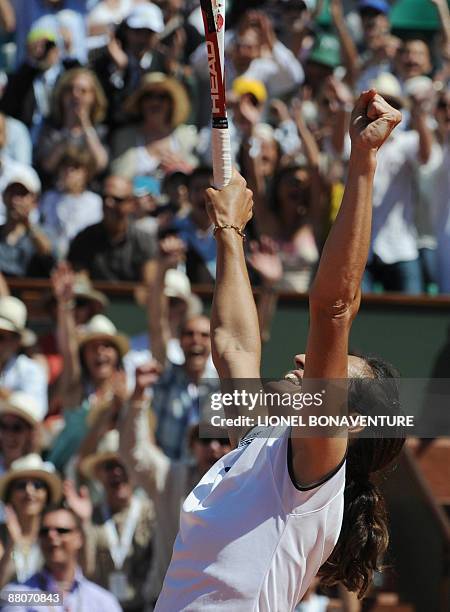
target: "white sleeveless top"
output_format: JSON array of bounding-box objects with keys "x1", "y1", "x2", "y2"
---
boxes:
[{"x1": 155, "y1": 427, "x2": 345, "y2": 612}]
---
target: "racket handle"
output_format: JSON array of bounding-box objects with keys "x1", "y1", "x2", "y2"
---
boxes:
[{"x1": 211, "y1": 126, "x2": 232, "y2": 189}]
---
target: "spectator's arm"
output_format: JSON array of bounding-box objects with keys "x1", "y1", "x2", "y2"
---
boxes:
[
  {"x1": 0, "y1": 0, "x2": 15, "y2": 33},
  {"x1": 247, "y1": 237, "x2": 283, "y2": 343},
  {"x1": 51, "y1": 262, "x2": 82, "y2": 406},
  {"x1": 27, "y1": 223, "x2": 53, "y2": 256},
  {"x1": 410, "y1": 95, "x2": 433, "y2": 164},
  {"x1": 0, "y1": 271, "x2": 9, "y2": 297},
  {"x1": 119, "y1": 364, "x2": 170, "y2": 498},
  {"x1": 432, "y1": 0, "x2": 450, "y2": 50},
  {"x1": 330, "y1": 0, "x2": 359, "y2": 87},
  {"x1": 146, "y1": 236, "x2": 186, "y2": 365},
  {"x1": 81, "y1": 123, "x2": 108, "y2": 173}
]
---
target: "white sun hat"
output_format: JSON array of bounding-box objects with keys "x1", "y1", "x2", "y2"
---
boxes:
[
  {"x1": 0, "y1": 296, "x2": 27, "y2": 334},
  {"x1": 78, "y1": 314, "x2": 129, "y2": 358},
  {"x1": 0, "y1": 453, "x2": 62, "y2": 503},
  {"x1": 0, "y1": 391, "x2": 42, "y2": 427}
]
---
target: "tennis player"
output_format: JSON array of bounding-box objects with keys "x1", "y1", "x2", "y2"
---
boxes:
[{"x1": 155, "y1": 91, "x2": 405, "y2": 611}]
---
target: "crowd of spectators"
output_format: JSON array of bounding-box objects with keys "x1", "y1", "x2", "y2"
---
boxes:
[
  {"x1": 0, "y1": 0, "x2": 447, "y2": 610},
  {"x1": 0, "y1": 0, "x2": 445, "y2": 294}
]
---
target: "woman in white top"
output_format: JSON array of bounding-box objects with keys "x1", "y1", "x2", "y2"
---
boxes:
[{"x1": 155, "y1": 92, "x2": 405, "y2": 611}]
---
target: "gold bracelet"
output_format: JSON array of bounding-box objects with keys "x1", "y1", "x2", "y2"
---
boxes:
[{"x1": 213, "y1": 224, "x2": 246, "y2": 239}]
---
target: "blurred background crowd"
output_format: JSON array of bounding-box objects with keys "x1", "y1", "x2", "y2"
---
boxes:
[{"x1": 0, "y1": 0, "x2": 448, "y2": 611}]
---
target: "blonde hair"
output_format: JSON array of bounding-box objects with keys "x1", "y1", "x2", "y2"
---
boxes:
[{"x1": 52, "y1": 68, "x2": 108, "y2": 126}]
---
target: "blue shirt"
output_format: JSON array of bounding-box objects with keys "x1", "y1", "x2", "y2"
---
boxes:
[
  {"x1": 2, "y1": 567, "x2": 122, "y2": 612},
  {"x1": 153, "y1": 363, "x2": 219, "y2": 460}
]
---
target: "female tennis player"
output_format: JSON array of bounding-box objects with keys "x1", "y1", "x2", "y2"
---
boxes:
[{"x1": 154, "y1": 91, "x2": 404, "y2": 611}]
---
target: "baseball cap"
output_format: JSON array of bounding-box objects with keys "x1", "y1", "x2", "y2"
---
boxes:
[
  {"x1": 308, "y1": 33, "x2": 341, "y2": 68},
  {"x1": 133, "y1": 176, "x2": 161, "y2": 198},
  {"x1": 5, "y1": 167, "x2": 41, "y2": 194},
  {"x1": 232, "y1": 77, "x2": 268, "y2": 104},
  {"x1": 358, "y1": 0, "x2": 390, "y2": 15},
  {"x1": 126, "y1": 3, "x2": 164, "y2": 34}
]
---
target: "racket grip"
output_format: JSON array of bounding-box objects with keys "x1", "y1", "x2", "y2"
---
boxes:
[{"x1": 211, "y1": 127, "x2": 232, "y2": 189}]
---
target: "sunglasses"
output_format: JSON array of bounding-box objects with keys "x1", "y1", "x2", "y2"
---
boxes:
[
  {"x1": 0, "y1": 420, "x2": 29, "y2": 433},
  {"x1": 143, "y1": 91, "x2": 171, "y2": 102},
  {"x1": 102, "y1": 460, "x2": 124, "y2": 471},
  {"x1": 102, "y1": 193, "x2": 132, "y2": 205},
  {"x1": 12, "y1": 479, "x2": 47, "y2": 492},
  {"x1": 39, "y1": 526, "x2": 75, "y2": 537}
]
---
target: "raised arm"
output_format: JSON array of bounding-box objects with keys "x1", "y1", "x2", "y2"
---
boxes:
[
  {"x1": 205, "y1": 174, "x2": 258, "y2": 446},
  {"x1": 146, "y1": 236, "x2": 186, "y2": 366},
  {"x1": 51, "y1": 262, "x2": 82, "y2": 407},
  {"x1": 291, "y1": 91, "x2": 401, "y2": 486}
]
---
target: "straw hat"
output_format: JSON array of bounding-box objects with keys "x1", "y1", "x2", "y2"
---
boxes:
[
  {"x1": 0, "y1": 454, "x2": 62, "y2": 503},
  {"x1": 73, "y1": 277, "x2": 109, "y2": 310},
  {"x1": 0, "y1": 296, "x2": 27, "y2": 335},
  {"x1": 0, "y1": 392, "x2": 42, "y2": 428},
  {"x1": 78, "y1": 315, "x2": 129, "y2": 358},
  {"x1": 79, "y1": 430, "x2": 121, "y2": 480},
  {"x1": 123, "y1": 72, "x2": 191, "y2": 128}
]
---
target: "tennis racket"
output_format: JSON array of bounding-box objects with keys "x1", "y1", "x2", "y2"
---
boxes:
[{"x1": 200, "y1": 0, "x2": 232, "y2": 189}]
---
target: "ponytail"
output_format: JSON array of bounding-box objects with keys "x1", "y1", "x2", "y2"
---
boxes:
[{"x1": 318, "y1": 469, "x2": 389, "y2": 598}]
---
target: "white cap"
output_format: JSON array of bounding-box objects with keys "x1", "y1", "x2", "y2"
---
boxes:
[
  {"x1": 164, "y1": 269, "x2": 192, "y2": 301},
  {"x1": 0, "y1": 296, "x2": 27, "y2": 334},
  {"x1": 5, "y1": 166, "x2": 41, "y2": 195},
  {"x1": 126, "y1": 3, "x2": 164, "y2": 33}
]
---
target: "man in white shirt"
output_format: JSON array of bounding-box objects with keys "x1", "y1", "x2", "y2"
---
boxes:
[{"x1": 363, "y1": 74, "x2": 433, "y2": 293}]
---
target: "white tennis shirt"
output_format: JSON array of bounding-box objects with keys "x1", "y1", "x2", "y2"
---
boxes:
[{"x1": 155, "y1": 427, "x2": 345, "y2": 612}]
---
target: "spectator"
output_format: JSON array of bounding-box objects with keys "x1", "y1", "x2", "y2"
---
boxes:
[
  {"x1": 36, "y1": 67, "x2": 109, "y2": 180},
  {"x1": 0, "y1": 24, "x2": 65, "y2": 142},
  {"x1": 88, "y1": 0, "x2": 140, "y2": 41},
  {"x1": 40, "y1": 149, "x2": 103, "y2": 259},
  {"x1": 92, "y1": 3, "x2": 166, "y2": 128},
  {"x1": 0, "y1": 392, "x2": 42, "y2": 474},
  {"x1": 303, "y1": 32, "x2": 342, "y2": 97},
  {"x1": 0, "y1": 297, "x2": 48, "y2": 418},
  {"x1": 331, "y1": 0, "x2": 398, "y2": 91},
  {"x1": 68, "y1": 175, "x2": 157, "y2": 282},
  {"x1": 11, "y1": 0, "x2": 88, "y2": 67},
  {"x1": 0, "y1": 113, "x2": 41, "y2": 224},
  {"x1": 2, "y1": 503, "x2": 122, "y2": 612},
  {"x1": 48, "y1": 263, "x2": 129, "y2": 470},
  {"x1": 67, "y1": 429, "x2": 155, "y2": 611},
  {"x1": 0, "y1": 173, "x2": 54, "y2": 278},
  {"x1": 363, "y1": 73, "x2": 433, "y2": 293},
  {"x1": 145, "y1": 239, "x2": 218, "y2": 458},
  {"x1": 172, "y1": 166, "x2": 216, "y2": 283},
  {"x1": 0, "y1": 453, "x2": 62, "y2": 587},
  {"x1": 191, "y1": 10, "x2": 303, "y2": 126},
  {"x1": 120, "y1": 364, "x2": 231, "y2": 599},
  {"x1": 418, "y1": 88, "x2": 450, "y2": 292},
  {"x1": 111, "y1": 72, "x2": 197, "y2": 180},
  {"x1": 38, "y1": 271, "x2": 108, "y2": 391}
]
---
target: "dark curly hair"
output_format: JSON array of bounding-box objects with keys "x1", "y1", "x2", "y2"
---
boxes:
[{"x1": 318, "y1": 355, "x2": 406, "y2": 598}]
